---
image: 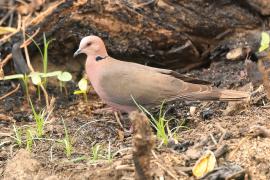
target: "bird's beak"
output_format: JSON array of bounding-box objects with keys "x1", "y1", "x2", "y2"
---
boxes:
[{"x1": 73, "y1": 49, "x2": 81, "y2": 57}]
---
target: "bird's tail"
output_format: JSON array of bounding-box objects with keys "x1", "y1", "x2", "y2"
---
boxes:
[
  {"x1": 180, "y1": 88, "x2": 250, "y2": 102},
  {"x1": 215, "y1": 89, "x2": 250, "y2": 101}
]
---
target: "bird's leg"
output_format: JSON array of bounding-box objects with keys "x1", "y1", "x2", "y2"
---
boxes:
[
  {"x1": 93, "y1": 107, "x2": 128, "y2": 131},
  {"x1": 114, "y1": 111, "x2": 124, "y2": 130}
]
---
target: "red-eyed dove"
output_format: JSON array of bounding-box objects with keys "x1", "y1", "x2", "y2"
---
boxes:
[{"x1": 74, "y1": 36, "x2": 250, "y2": 112}]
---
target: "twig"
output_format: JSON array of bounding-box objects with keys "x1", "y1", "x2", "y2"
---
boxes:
[
  {"x1": 154, "y1": 161, "x2": 178, "y2": 180},
  {"x1": 249, "y1": 125, "x2": 270, "y2": 138},
  {"x1": 0, "y1": 141, "x2": 11, "y2": 148},
  {"x1": 0, "y1": 9, "x2": 15, "y2": 25},
  {"x1": 30, "y1": 0, "x2": 65, "y2": 25},
  {"x1": 1, "y1": 54, "x2": 12, "y2": 66},
  {"x1": 228, "y1": 136, "x2": 250, "y2": 160},
  {"x1": 0, "y1": 5, "x2": 15, "y2": 10},
  {"x1": 216, "y1": 123, "x2": 226, "y2": 134},
  {"x1": 16, "y1": 0, "x2": 29, "y2": 6},
  {"x1": 40, "y1": 84, "x2": 49, "y2": 108},
  {"x1": 0, "y1": 12, "x2": 22, "y2": 45},
  {"x1": 115, "y1": 165, "x2": 134, "y2": 171},
  {"x1": 131, "y1": 112, "x2": 154, "y2": 180},
  {"x1": 0, "y1": 66, "x2": 3, "y2": 79},
  {"x1": 214, "y1": 29, "x2": 232, "y2": 40},
  {"x1": 133, "y1": 0, "x2": 157, "y2": 9},
  {"x1": 0, "y1": 84, "x2": 20, "y2": 101},
  {"x1": 8, "y1": 0, "x2": 15, "y2": 27},
  {"x1": 0, "y1": 132, "x2": 12, "y2": 137},
  {"x1": 20, "y1": 28, "x2": 40, "y2": 48},
  {"x1": 0, "y1": 29, "x2": 20, "y2": 44},
  {"x1": 209, "y1": 133, "x2": 218, "y2": 145},
  {"x1": 214, "y1": 144, "x2": 229, "y2": 158},
  {"x1": 0, "y1": 27, "x2": 39, "y2": 76},
  {"x1": 22, "y1": 20, "x2": 34, "y2": 72},
  {"x1": 17, "y1": 12, "x2": 22, "y2": 30},
  {"x1": 216, "y1": 124, "x2": 229, "y2": 144},
  {"x1": 151, "y1": 151, "x2": 182, "y2": 179},
  {"x1": 0, "y1": 113, "x2": 15, "y2": 122},
  {"x1": 226, "y1": 169, "x2": 247, "y2": 179}
]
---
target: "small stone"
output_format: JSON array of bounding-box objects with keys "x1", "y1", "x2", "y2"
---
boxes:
[
  {"x1": 190, "y1": 106, "x2": 197, "y2": 116},
  {"x1": 201, "y1": 108, "x2": 214, "y2": 120}
]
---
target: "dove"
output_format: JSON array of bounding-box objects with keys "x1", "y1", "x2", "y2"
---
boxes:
[{"x1": 74, "y1": 36, "x2": 250, "y2": 112}]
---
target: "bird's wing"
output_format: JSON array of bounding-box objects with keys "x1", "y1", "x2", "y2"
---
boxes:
[
  {"x1": 98, "y1": 60, "x2": 210, "y2": 107},
  {"x1": 148, "y1": 67, "x2": 211, "y2": 85}
]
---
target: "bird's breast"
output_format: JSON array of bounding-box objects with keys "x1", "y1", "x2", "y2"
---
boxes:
[{"x1": 85, "y1": 62, "x2": 112, "y2": 102}]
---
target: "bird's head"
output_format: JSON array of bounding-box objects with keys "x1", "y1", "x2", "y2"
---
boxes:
[{"x1": 74, "y1": 35, "x2": 108, "y2": 58}]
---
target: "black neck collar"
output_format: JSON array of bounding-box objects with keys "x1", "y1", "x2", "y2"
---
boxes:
[{"x1": 96, "y1": 56, "x2": 108, "y2": 61}]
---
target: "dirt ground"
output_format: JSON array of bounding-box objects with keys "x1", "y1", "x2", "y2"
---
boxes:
[{"x1": 1, "y1": 59, "x2": 270, "y2": 180}]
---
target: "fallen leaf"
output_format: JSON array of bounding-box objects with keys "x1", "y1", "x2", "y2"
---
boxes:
[
  {"x1": 192, "y1": 150, "x2": 216, "y2": 178},
  {"x1": 259, "y1": 32, "x2": 270, "y2": 52}
]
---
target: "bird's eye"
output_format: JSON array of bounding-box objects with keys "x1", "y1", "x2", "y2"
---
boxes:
[{"x1": 87, "y1": 42, "x2": 91, "y2": 46}]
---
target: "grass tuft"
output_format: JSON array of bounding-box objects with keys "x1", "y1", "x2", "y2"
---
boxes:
[
  {"x1": 131, "y1": 96, "x2": 185, "y2": 145},
  {"x1": 13, "y1": 125, "x2": 22, "y2": 147},
  {"x1": 26, "y1": 128, "x2": 34, "y2": 151},
  {"x1": 91, "y1": 144, "x2": 101, "y2": 161},
  {"x1": 29, "y1": 98, "x2": 45, "y2": 138},
  {"x1": 62, "y1": 118, "x2": 72, "y2": 158}
]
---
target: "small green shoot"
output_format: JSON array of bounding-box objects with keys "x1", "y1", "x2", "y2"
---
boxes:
[
  {"x1": 29, "y1": 72, "x2": 42, "y2": 85},
  {"x1": 62, "y1": 118, "x2": 72, "y2": 158},
  {"x1": 74, "y1": 78, "x2": 88, "y2": 102},
  {"x1": 29, "y1": 98, "x2": 45, "y2": 138},
  {"x1": 13, "y1": 125, "x2": 22, "y2": 147},
  {"x1": 147, "y1": 102, "x2": 170, "y2": 145},
  {"x1": 28, "y1": 33, "x2": 55, "y2": 86},
  {"x1": 26, "y1": 129, "x2": 34, "y2": 152},
  {"x1": 131, "y1": 96, "x2": 179, "y2": 146},
  {"x1": 29, "y1": 72, "x2": 42, "y2": 100},
  {"x1": 1, "y1": 71, "x2": 71, "y2": 97},
  {"x1": 57, "y1": 71, "x2": 72, "y2": 94},
  {"x1": 91, "y1": 144, "x2": 101, "y2": 161}
]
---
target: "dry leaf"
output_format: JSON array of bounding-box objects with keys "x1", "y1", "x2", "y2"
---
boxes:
[
  {"x1": 0, "y1": 27, "x2": 17, "y2": 35},
  {"x1": 192, "y1": 150, "x2": 216, "y2": 178},
  {"x1": 259, "y1": 32, "x2": 270, "y2": 52}
]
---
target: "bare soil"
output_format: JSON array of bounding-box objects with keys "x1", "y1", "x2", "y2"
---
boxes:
[{"x1": 1, "y1": 60, "x2": 270, "y2": 180}]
